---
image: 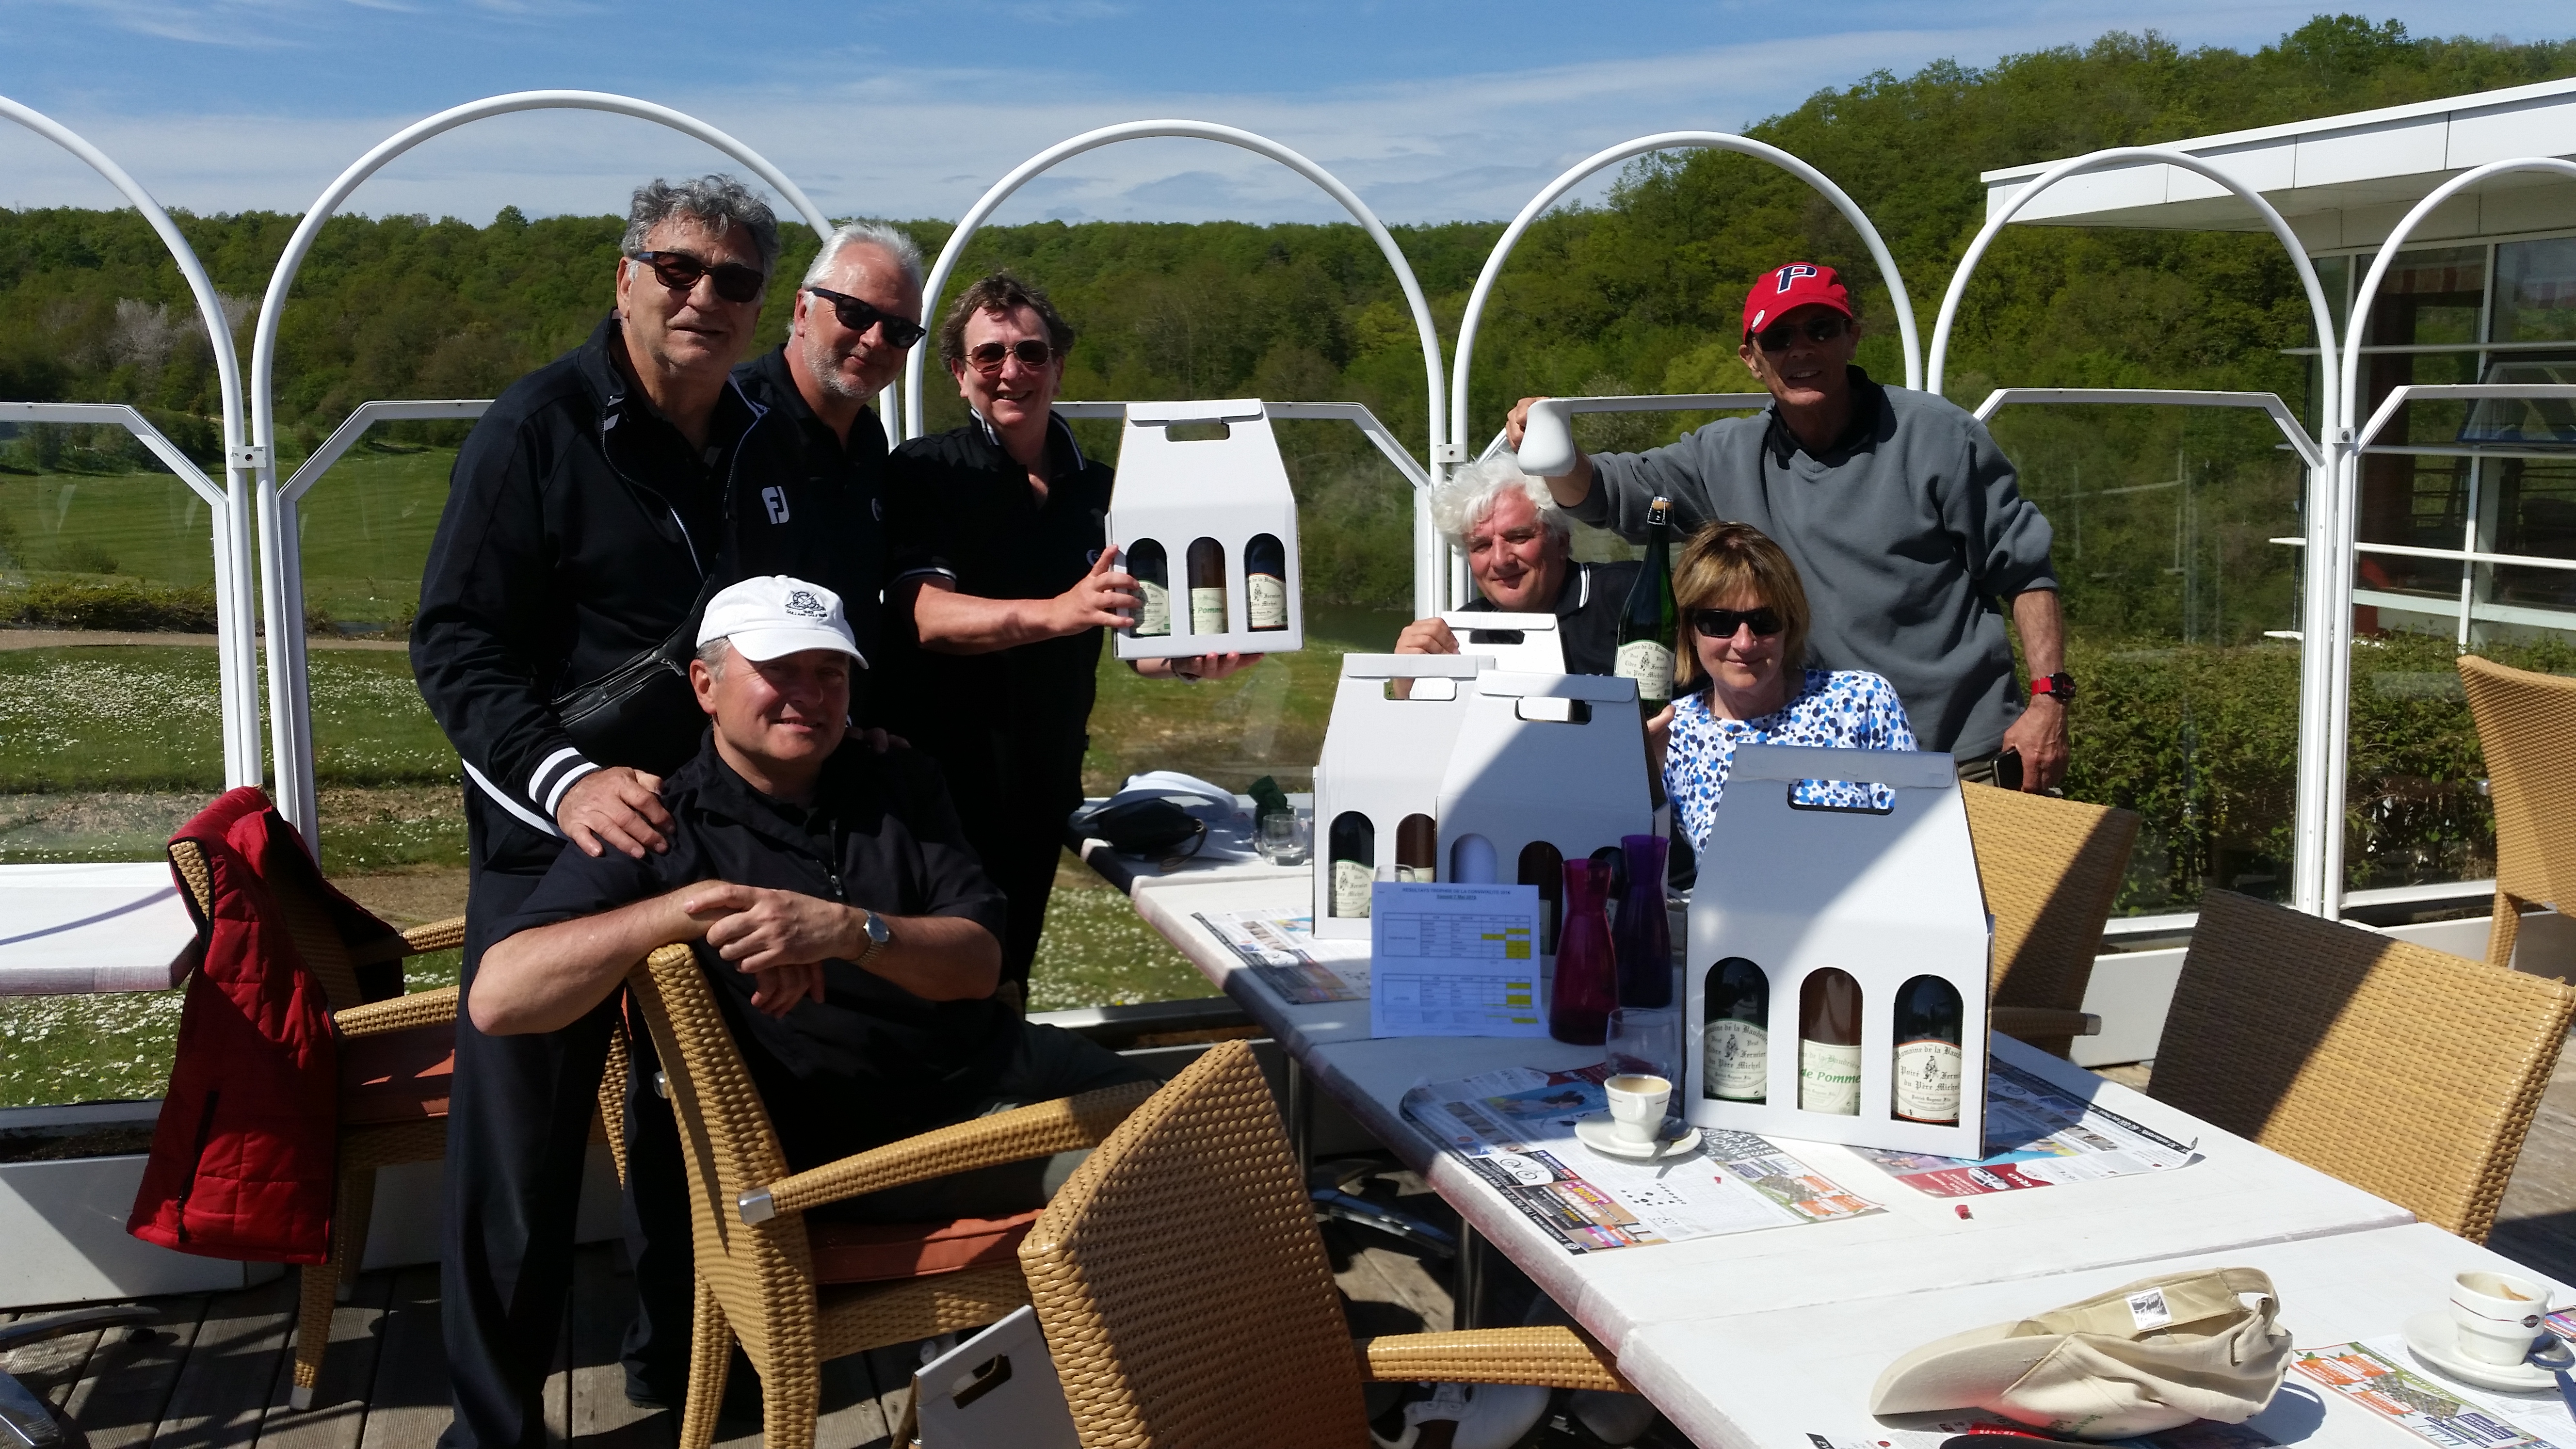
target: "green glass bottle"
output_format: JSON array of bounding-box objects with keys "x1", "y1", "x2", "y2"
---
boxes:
[{"x1": 1615, "y1": 497, "x2": 1679, "y2": 704}]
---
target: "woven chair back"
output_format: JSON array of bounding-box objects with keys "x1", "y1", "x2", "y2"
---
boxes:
[
  {"x1": 2461, "y1": 654, "x2": 2576, "y2": 924},
  {"x1": 1961, "y1": 785, "x2": 2141, "y2": 1057},
  {"x1": 2150, "y1": 890, "x2": 2575, "y2": 1241},
  {"x1": 1018, "y1": 1039, "x2": 1371, "y2": 1448},
  {"x1": 168, "y1": 836, "x2": 370, "y2": 1013},
  {"x1": 626, "y1": 943, "x2": 818, "y2": 1369}
]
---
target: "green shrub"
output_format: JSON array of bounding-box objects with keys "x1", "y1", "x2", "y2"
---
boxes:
[{"x1": 7, "y1": 579, "x2": 218, "y2": 632}]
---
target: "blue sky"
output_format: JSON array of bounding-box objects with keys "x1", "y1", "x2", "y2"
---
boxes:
[{"x1": 0, "y1": 1, "x2": 2570, "y2": 225}]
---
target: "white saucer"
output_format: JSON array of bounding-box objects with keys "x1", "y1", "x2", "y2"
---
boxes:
[
  {"x1": 1573, "y1": 1116, "x2": 1702, "y2": 1161},
  {"x1": 2402, "y1": 1309, "x2": 2561, "y2": 1392}
]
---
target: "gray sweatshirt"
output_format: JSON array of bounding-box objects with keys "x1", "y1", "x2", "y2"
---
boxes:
[{"x1": 1573, "y1": 369, "x2": 2056, "y2": 757}]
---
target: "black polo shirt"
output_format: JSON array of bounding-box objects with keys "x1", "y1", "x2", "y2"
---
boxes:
[
  {"x1": 497, "y1": 732, "x2": 1013, "y2": 1166},
  {"x1": 733, "y1": 346, "x2": 891, "y2": 669},
  {"x1": 879, "y1": 411, "x2": 1114, "y2": 743},
  {"x1": 1457, "y1": 558, "x2": 1639, "y2": 676}
]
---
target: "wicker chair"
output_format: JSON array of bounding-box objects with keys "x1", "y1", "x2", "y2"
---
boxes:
[
  {"x1": 2460, "y1": 654, "x2": 2576, "y2": 969},
  {"x1": 2147, "y1": 889, "x2": 2576, "y2": 1241},
  {"x1": 165, "y1": 834, "x2": 467, "y2": 1411},
  {"x1": 1961, "y1": 784, "x2": 2142, "y2": 1058},
  {"x1": 1018, "y1": 1039, "x2": 1628, "y2": 1448},
  {"x1": 621, "y1": 942, "x2": 1155, "y2": 1449}
]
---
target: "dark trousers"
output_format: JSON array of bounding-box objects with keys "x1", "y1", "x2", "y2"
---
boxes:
[{"x1": 925, "y1": 720, "x2": 1088, "y2": 995}]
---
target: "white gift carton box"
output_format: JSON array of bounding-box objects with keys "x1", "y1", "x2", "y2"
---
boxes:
[
  {"x1": 1434, "y1": 671, "x2": 1655, "y2": 952},
  {"x1": 1311, "y1": 653, "x2": 1484, "y2": 940},
  {"x1": 1107, "y1": 398, "x2": 1304, "y2": 660},
  {"x1": 1439, "y1": 610, "x2": 1566, "y2": 675},
  {"x1": 1682, "y1": 743, "x2": 1991, "y2": 1158}
]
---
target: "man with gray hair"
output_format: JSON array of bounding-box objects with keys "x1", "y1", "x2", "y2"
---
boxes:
[
  {"x1": 733, "y1": 221, "x2": 927, "y2": 665},
  {"x1": 414, "y1": 174, "x2": 872, "y2": 1449},
  {"x1": 1393, "y1": 454, "x2": 1638, "y2": 675}
]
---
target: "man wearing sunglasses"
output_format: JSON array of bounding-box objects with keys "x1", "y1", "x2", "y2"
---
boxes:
[
  {"x1": 1505, "y1": 261, "x2": 2068, "y2": 793},
  {"x1": 879, "y1": 273, "x2": 1256, "y2": 1003}
]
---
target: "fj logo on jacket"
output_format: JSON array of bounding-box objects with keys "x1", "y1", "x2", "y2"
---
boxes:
[{"x1": 763, "y1": 485, "x2": 790, "y2": 524}]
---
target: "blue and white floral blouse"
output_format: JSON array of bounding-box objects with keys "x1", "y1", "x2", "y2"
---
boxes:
[{"x1": 1665, "y1": 668, "x2": 1920, "y2": 854}]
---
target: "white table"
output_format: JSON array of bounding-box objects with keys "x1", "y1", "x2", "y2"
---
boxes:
[
  {"x1": 1123, "y1": 871, "x2": 2455, "y2": 1442},
  {"x1": 0, "y1": 861, "x2": 196, "y2": 995}
]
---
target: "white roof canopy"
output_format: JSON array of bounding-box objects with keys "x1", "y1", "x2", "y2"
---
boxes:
[{"x1": 1980, "y1": 77, "x2": 2576, "y2": 250}]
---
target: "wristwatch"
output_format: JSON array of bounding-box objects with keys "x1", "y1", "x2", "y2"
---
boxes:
[
  {"x1": 2029, "y1": 672, "x2": 2077, "y2": 705},
  {"x1": 852, "y1": 907, "x2": 893, "y2": 969}
]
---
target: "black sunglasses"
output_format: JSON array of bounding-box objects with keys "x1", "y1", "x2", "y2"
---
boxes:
[
  {"x1": 1690, "y1": 606, "x2": 1785, "y2": 640},
  {"x1": 628, "y1": 250, "x2": 765, "y2": 305},
  {"x1": 966, "y1": 338, "x2": 1057, "y2": 374},
  {"x1": 806, "y1": 287, "x2": 927, "y2": 348},
  {"x1": 1751, "y1": 315, "x2": 1850, "y2": 352}
]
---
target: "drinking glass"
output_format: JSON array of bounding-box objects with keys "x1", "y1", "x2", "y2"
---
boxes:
[{"x1": 1257, "y1": 810, "x2": 1310, "y2": 865}]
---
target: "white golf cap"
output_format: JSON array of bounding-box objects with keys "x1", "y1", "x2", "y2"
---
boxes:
[{"x1": 696, "y1": 576, "x2": 867, "y2": 667}]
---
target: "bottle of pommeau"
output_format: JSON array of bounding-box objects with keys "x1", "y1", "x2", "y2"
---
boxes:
[
  {"x1": 1615, "y1": 497, "x2": 1679, "y2": 705},
  {"x1": 1328, "y1": 812, "x2": 1375, "y2": 919},
  {"x1": 1127, "y1": 539, "x2": 1170, "y2": 637},
  {"x1": 1892, "y1": 975, "x2": 1964, "y2": 1125},
  {"x1": 1245, "y1": 533, "x2": 1288, "y2": 632}
]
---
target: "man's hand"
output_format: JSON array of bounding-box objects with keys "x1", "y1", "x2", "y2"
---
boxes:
[
  {"x1": 557, "y1": 766, "x2": 670, "y2": 859},
  {"x1": 682, "y1": 882, "x2": 858, "y2": 971},
  {"x1": 2000, "y1": 696, "x2": 2068, "y2": 792},
  {"x1": 1504, "y1": 396, "x2": 1596, "y2": 503},
  {"x1": 1504, "y1": 396, "x2": 1545, "y2": 451},
  {"x1": 1394, "y1": 618, "x2": 1460, "y2": 656},
  {"x1": 1051, "y1": 549, "x2": 1142, "y2": 636}
]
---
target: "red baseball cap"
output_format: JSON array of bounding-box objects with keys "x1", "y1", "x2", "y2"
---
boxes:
[{"x1": 1743, "y1": 263, "x2": 1854, "y2": 338}]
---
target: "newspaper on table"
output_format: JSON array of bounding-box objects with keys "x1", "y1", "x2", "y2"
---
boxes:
[
  {"x1": 2292, "y1": 1338, "x2": 2576, "y2": 1449},
  {"x1": 1851, "y1": 1058, "x2": 2200, "y2": 1197},
  {"x1": 1808, "y1": 1419, "x2": 2277, "y2": 1449},
  {"x1": 1190, "y1": 908, "x2": 1368, "y2": 1004},
  {"x1": 1402, "y1": 1063, "x2": 1881, "y2": 1254}
]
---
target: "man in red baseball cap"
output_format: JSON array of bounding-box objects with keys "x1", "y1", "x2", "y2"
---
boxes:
[{"x1": 1506, "y1": 260, "x2": 2069, "y2": 794}]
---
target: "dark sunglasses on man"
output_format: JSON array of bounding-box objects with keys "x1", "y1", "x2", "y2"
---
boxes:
[
  {"x1": 628, "y1": 250, "x2": 765, "y2": 305},
  {"x1": 1690, "y1": 606, "x2": 1785, "y2": 640},
  {"x1": 966, "y1": 338, "x2": 1057, "y2": 374},
  {"x1": 1751, "y1": 314, "x2": 1850, "y2": 353},
  {"x1": 805, "y1": 287, "x2": 928, "y2": 348}
]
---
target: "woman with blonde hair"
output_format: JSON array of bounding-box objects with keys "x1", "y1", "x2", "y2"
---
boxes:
[{"x1": 1655, "y1": 521, "x2": 1917, "y2": 854}]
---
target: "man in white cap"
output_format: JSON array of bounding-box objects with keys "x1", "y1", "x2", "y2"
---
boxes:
[{"x1": 470, "y1": 576, "x2": 1155, "y2": 1398}]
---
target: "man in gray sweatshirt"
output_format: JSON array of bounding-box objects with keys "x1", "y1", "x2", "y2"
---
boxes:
[{"x1": 1506, "y1": 261, "x2": 2070, "y2": 790}]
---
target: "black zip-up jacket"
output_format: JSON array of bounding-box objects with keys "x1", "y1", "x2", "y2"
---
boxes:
[
  {"x1": 733, "y1": 345, "x2": 890, "y2": 670},
  {"x1": 411, "y1": 314, "x2": 871, "y2": 874}
]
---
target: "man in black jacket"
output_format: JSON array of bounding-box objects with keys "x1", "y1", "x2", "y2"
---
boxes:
[
  {"x1": 411, "y1": 175, "x2": 869, "y2": 1449},
  {"x1": 1393, "y1": 455, "x2": 1637, "y2": 677}
]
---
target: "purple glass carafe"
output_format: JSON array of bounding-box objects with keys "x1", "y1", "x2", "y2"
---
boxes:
[
  {"x1": 1551, "y1": 856, "x2": 1617, "y2": 1045},
  {"x1": 1612, "y1": 833, "x2": 1671, "y2": 1008}
]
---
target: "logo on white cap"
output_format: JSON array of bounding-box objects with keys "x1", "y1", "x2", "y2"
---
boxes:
[{"x1": 784, "y1": 588, "x2": 827, "y2": 619}]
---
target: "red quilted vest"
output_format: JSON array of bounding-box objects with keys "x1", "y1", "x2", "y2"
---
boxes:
[{"x1": 129, "y1": 788, "x2": 401, "y2": 1264}]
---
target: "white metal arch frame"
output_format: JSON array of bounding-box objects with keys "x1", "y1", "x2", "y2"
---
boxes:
[
  {"x1": 249, "y1": 90, "x2": 837, "y2": 848},
  {"x1": 2328, "y1": 156, "x2": 2576, "y2": 920},
  {"x1": 2, "y1": 95, "x2": 264, "y2": 792},
  {"x1": 901, "y1": 120, "x2": 1452, "y2": 617},
  {"x1": 1929, "y1": 145, "x2": 2346, "y2": 918},
  {"x1": 1450, "y1": 132, "x2": 1926, "y2": 474}
]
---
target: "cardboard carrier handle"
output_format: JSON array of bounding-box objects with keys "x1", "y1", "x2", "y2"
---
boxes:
[
  {"x1": 1729, "y1": 742, "x2": 1956, "y2": 790},
  {"x1": 1474, "y1": 670, "x2": 1638, "y2": 703},
  {"x1": 1126, "y1": 397, "x2": 1266, "y2": 425},
  {"x1": 1341, "y1": 653, "x2": 1484, "y2": 681}
]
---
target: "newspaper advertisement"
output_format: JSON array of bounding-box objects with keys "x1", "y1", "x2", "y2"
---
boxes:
[
  {"x1": 1190, "y1": 908, "x2": 1368, "y2": 1004},
  {"x1": 1851, "y1": 1059, "x2": 2200, "y2": 1197},
  {"x1": 1402, "y1": 1063, "x2": 1881, "y2": 1253},
  {"x1": 1808, "y1": 1419, "x2": 2277, "y2": 1449},
  {"x1": 2291, "y1": 1338, "x2": 2576, "y2": 1448}
]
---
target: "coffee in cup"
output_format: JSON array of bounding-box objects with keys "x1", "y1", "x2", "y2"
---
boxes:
[
  {"x1": 1604, "y1": 1074, "x2": 1672, "y2": 1145},
  {"x1": 2451, "y1": 1269, "x2": 2550, "y2": 1366}
]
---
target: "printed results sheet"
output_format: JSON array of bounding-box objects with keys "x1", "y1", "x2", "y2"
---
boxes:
[
  {"x1": 1370, "y1": 882, "x2": 1546, "y2": 1038},
  {"x1": 1402, "y1": 1063, "x2": 1881, "y2": 1253},
  {"x1": 1852, "y1": 1059, "x2": 2200, "y2": 1197},
  {"x1": 1190, "y1": 907, "x2": 1368, "y2": 1004}
]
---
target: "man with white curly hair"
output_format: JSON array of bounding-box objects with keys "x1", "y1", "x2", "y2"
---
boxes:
[{"x1": 1394, "y1": 454, "x2": 1638, "y2": 675}]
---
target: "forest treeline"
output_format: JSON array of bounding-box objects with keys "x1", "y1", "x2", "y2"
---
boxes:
[{"x1": 1, "y1": 14, "x2": 2572, "y2": 608}]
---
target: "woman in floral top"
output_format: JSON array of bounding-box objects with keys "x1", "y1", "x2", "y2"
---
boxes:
[{"x1": 1652, "y1": 521, "x2": 1918, "y2": 855}]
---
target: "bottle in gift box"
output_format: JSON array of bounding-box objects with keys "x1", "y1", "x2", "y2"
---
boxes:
[
  {"x1": 1187, "y1": 536, "x2": 1227, "y2": 635},
  {"x1": 1892, "y1": 975, "x2": 1964, "y2": 1125},
  {"x1": 1550, "y1": 856, "x2": 1616, "y2": 1046},
  {"x1": 1395, "y1": 814, "x2": 1437, "y2": 883},
  {"x1": 1702, "y1": 957, "x2": 1769, "y2": 1103},
  {"x1": 1126, "y1": 539, "x2": 1170, "y2": 637},
  {"x1": 1328, "y1": 812, "x2": 1374, "y2": 919},
  {"x1": 1246, "y1": 532, "x2": 1288, "y2": 632},
  {"x1": 1798, "y1": 968, "x2": 1863, "y2": 1115}
]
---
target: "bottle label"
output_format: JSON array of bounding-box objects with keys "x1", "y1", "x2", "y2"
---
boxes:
[
  {"x1": 1395, "y1": 864, "x2": 1434, "y2": 884},
  {"x1": 1798, "y1": 1038, "x2": 1861, "y2": 1115},
  {"x1": 1704, "y1": 1019, "x2": 1767, "y2": 1101},
  {"x1": 1247, "y1": 572, "x2": 1287, "y2": 630},
  {"x1": 1190, "y1": 586, "x2": 1226, "y2": 636},
  {"x1": 1615, "y1": 640, "x2": 1674, "y2": 703},
  {"x1": 1331, "y1": 860, "x2": 1373, "y2": 918},
  {"x1": 1894, "y1": 1039, "x2": 1964, "y2": 1124},
  {"x1": 1135, "y1": 580, "x2": 1170, "y2": 637}
]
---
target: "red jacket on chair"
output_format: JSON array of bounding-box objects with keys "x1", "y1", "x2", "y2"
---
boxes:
[{"x1": 129, "y1": 788, "x2": 399, "y2": 1264}]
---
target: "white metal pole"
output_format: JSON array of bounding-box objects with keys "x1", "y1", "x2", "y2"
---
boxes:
[
  {"x1": 249, "y1": 90, "x2": 839, "y2": 853},
  {"x1": 1927, "y1": 145, "x2": 2344, "y2": 915},
  {"x1": 0, "y1": 95, "x2": 263, "y2": 795},
  {"x1": 898, "y1": 120, "x2": 1449, "y2": 619}
]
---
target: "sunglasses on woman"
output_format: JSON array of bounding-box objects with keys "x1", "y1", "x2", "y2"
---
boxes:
[
  {"x1": 1751, "y1": 315, "x2": 1849, "y2": 352},
  {"x1": 806, "y1": 287, "x2": 928, "y2": 348},
  {"x1": 628, "y1": 250, "x2": 766, "y2": 305},
  {"x1": 967, "y1": 338, "x2": 1057, "y2": 374},
  {"x1": 1690, "y1": 606, "x2": 1785, "y2": 639}
]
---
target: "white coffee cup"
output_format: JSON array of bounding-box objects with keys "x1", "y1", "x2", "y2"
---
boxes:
[
  {"x1": 2451, "y1": 1269, "x2": 2550, "y2": 1366},
  {"x1": 1604, "y1": 1073, "x2": 1672, "y2": 1145}
]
